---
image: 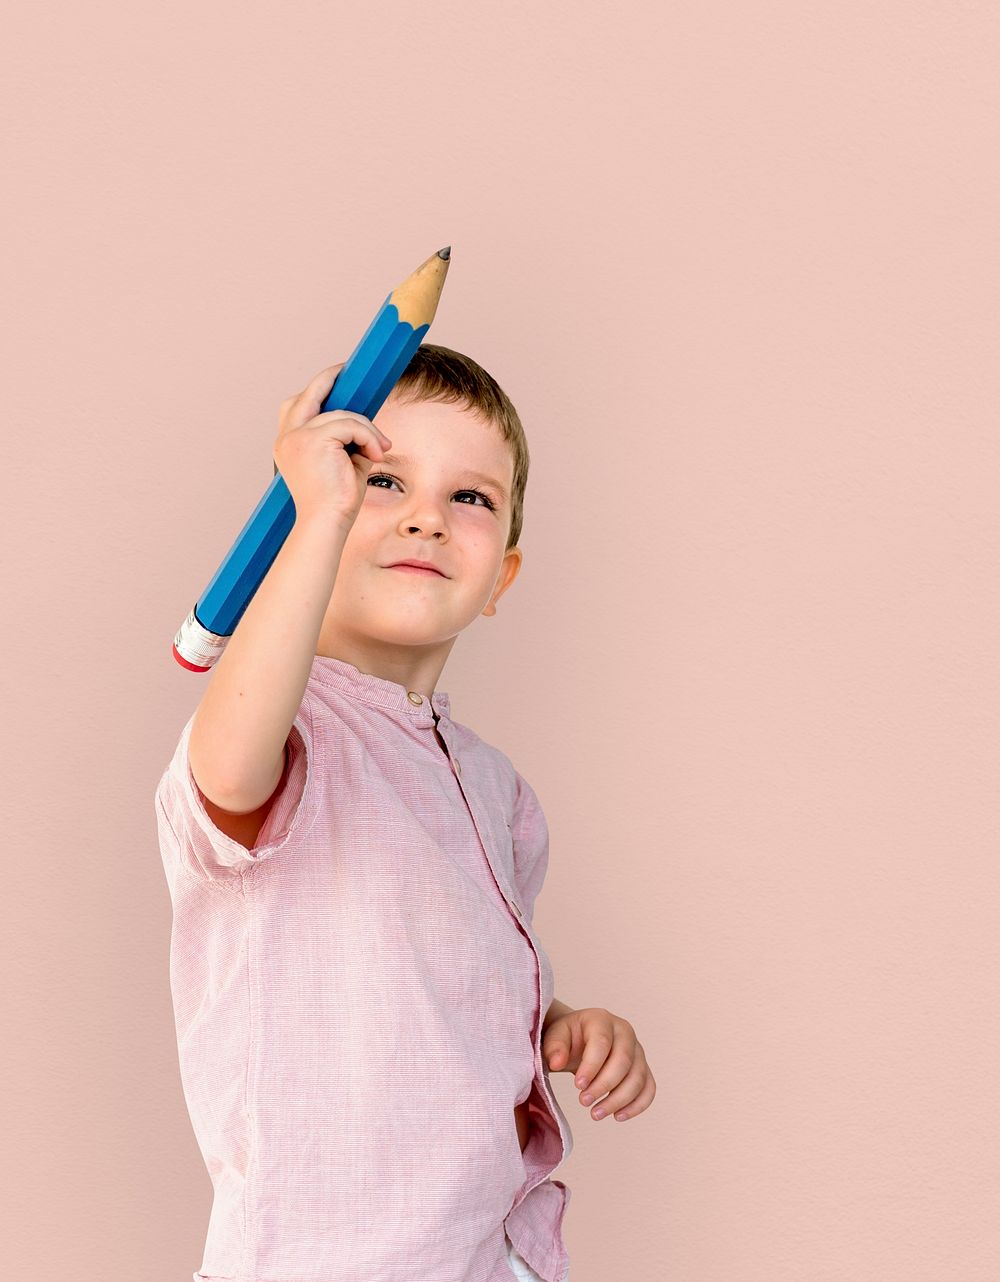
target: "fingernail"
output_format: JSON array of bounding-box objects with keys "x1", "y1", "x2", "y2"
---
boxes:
[
  {"x1": 581, "y1": 1093, "x2": 593, "y2": 1105},
  {"x1": 575, "y1": 1076, "x2": 587, "y2": 1088}
]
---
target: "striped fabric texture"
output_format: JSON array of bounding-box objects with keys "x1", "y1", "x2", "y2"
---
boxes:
[{"x1": 154, "y1": 654, "x2": 573, "y2": 1282}]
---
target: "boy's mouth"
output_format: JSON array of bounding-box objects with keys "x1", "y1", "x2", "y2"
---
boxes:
[{"x1": 384, "y1": 560, "x2": 449, "y2": 578}]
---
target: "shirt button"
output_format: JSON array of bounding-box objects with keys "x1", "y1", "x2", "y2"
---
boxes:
[
  {"x1": 453, "y1": 756, "x2": 462, "y2": 776},
  {"x1": 406, "y1": 691, "x2": 423, "y2": 705},
  {"x1": 511, "y1": 901, "x2": 523, "y2": 919}
]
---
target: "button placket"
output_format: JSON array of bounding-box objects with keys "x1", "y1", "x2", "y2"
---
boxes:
[
  {"x1": 427, "y1": 704, "x2": 462, "y2": 780},
  {"x1": 413, "y1": 697, "x2": 561, "y2": 1169},
  {"x1": 436, "y1": 733, "x2": 524, "y2": 925}
]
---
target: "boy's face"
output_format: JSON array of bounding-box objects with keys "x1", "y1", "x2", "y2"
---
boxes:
[{"x1": 316, "y1": 393, "x2": 522, "y2": 677}]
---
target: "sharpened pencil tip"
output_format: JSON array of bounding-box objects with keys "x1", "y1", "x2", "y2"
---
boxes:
[{"x1": 438, "y1": 246, "x2": 451, "y2": 260}]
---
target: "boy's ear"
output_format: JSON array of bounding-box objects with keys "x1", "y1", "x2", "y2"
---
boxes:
[{"x1": 483, "y1": 546, "x2": 523, "y2": 617}]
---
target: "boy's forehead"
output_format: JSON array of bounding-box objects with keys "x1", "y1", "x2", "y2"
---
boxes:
[{"x1": 376, "y1": 395, "x2": 512, "y2": 483}]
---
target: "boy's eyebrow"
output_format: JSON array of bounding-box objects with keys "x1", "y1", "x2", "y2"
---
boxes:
[{"x1": 379, "y1": 452, "x2": 508, "y2": 500}]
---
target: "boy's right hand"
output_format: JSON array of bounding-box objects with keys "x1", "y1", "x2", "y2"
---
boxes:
[{"x1": 273, "y1": 361, "x2": 392, "y2": 533}]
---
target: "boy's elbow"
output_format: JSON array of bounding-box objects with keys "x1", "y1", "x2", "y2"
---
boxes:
[{"x1": 189, "y1": 724, "x2": 288, "y2": 815}]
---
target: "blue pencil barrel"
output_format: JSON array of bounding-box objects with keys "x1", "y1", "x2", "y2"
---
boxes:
[{"x1": 172, "y1": 294, "x2": 430, "y2": 671}]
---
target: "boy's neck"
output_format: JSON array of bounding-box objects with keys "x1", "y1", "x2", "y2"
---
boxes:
[{"x1": 314, "y1": 632, "x2": 457, "y2": 702}]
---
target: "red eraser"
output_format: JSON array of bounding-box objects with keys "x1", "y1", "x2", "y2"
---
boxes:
[{"x1": 172, "y1": 642, "x2": 211, "y2": 672}]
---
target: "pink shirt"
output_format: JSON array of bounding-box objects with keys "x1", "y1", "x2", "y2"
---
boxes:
[{"x1": 154, "y1": 654, "x2": 573, "y2": 1282}]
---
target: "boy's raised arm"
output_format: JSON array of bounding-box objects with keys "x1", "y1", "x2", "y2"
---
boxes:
[
  {"x1": 188, "y1": 513, "x2": 349, "y2": 813},
  {"x1": 188, "y1": 362, "x2": 393, "y2": 814}
]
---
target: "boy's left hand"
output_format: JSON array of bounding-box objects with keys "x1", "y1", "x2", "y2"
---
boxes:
[{"x1": 542, "y1": 1007, "x2": 656, "y2": 1123}]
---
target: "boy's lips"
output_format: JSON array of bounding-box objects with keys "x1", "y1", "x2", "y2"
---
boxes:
[{"x1": 384, "y1": 560, "x2": 449, "y2": 578}]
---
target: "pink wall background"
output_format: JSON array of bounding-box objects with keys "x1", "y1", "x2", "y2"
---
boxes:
[{"x1": 3, "y1": 2, "x2": 997, "y2": 1277}]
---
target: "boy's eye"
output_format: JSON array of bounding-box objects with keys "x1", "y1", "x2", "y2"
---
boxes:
[{"x1": 367, "y1": 471, "x2": 496, "y2": 511}]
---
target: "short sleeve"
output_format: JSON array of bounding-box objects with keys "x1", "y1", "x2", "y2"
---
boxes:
[
  {"x1": 510, "y1": 768, "x2": 551, "y2": 926},
  {"x1": 154, "y1": 691, "x2": 320, "y2": 881}
]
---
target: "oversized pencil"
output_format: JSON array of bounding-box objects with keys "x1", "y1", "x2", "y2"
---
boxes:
[{"x1": 171, "y1": 246, "x2": 452, "y2": 671}]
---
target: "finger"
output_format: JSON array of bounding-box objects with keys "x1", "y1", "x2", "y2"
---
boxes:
[
  {"x1": 573, "y1": 1027, "x2": 614, "y2": 1092},
  {"x1": 280, "y1": 409, "x2": 390, "y2": 456},
  {"x1": 578, "y1": 1041, "x2": 635, "y2": 1107},
  {"x1": 273, "y1": 413, "x2": 390, "y2": 484},
  {"x1": 314, "y1": 411, "x2": 392, "y2": 458},
  {"x1": 308, "y1": 358, "x2": 348, "y2": 397},
  {"x1": 544, "y1": 1018, "x2": 585, "y2": 1075},
  {"x1": 278, "y1": 362, "x2": 348, "y2": 433},
  {"x1": 579, "y1": 1031, "x2": 642, "y2": 1098},
  {"x1": 304, "y1": 360, "x2": 347, "y2": 403},
  {"x1": 544, "y1": 1034, "x2": 573, "y2": 1072},
  {"x1": 283, "y1": 364, "x2": 345, "y2": 417},
  {"x1": 586, "y1": 1060, "x2": 648, "y2": 1120},
  {"x1": 547, "y1": 1044, "x2": 569, "y2": 1071},
  {"x1": 610, "y1": 1072, "x2": 656, "y2": 1123}
]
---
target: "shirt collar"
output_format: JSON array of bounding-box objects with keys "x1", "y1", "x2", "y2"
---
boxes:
[{"x1": 308, "y1": 654, "x2": 451, "y2": 724}]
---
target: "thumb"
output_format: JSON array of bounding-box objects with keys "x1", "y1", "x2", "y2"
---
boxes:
[{"x1": 544, "y1": 1037, "x2": 571, "y2": 1072}]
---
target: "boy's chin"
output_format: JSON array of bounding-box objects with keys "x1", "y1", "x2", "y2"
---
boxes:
[{"x1": 361, "y1": 607, "x2": 455, "y2": 648}]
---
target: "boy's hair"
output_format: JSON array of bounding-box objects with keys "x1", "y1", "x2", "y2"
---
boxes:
[{"x1": 390, "y1": 343, "x2": 530, "y2": 552}]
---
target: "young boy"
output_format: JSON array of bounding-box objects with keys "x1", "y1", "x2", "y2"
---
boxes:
[{"x1": 154, "y1": 344, "x2": 655, "y2": 1282}]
